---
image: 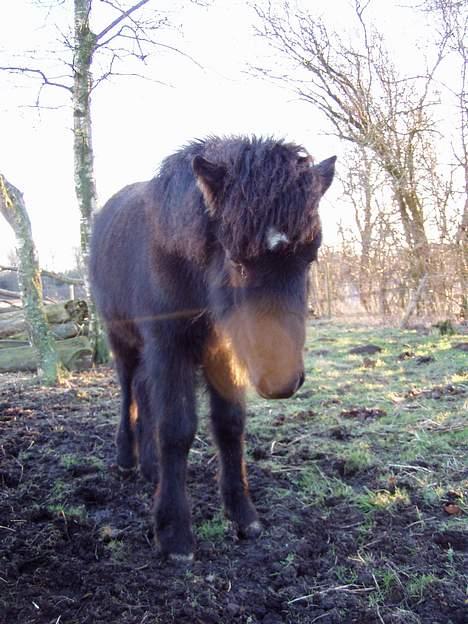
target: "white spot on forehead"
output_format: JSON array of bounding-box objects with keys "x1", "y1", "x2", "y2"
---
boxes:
[{"x1": 266, "y1": 227, "x2": 289, "y2": 251}]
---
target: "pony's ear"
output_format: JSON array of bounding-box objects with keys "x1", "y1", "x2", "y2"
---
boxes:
[
  {"x1": 192, "y1": 155, "x2": 227, "y2": 212},
  {"x1": 313, "y1": 156, "x2": 337, "y2": 195}
]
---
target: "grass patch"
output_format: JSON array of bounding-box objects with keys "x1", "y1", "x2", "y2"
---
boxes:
[
  {"x1": 105, "y1": 539, "x2": 127, "y2": 561},
  {"x1": 406, "y1": 573, "x2": 438, "y2": 601},
  {"x1": 356, "y1": 487, "x2": 411, "y2": 513},
  {"x1": 340, "y1": 444, "x2": 376, "y2": 475},
  {"x1": 197, "y1": 513, "x2": 229, "y2": 541},
  {"x1": 298, "y1": 464, "x2": 354, "y2": 504},
  {"x1": 50, "y1": 479, "x2": 74, "y2": 501},
  {"x1": 59, "y1": 453, "x2": 105, "y2": 470},
  {"x1": 59, "y1": 453, "x2": 83, "y2": 469},
  {"x1": 47, "y1": 503, "x2": 87, "y2": 520}
]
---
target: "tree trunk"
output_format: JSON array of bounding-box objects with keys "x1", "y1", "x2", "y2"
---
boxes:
[
  {"x1": 0, "y1": 175, "x2": 62, "y2": 383},
  {"x1": 73, "y1": 0, "x2": 108, "y2": 363},
  {"x1": 73, "y1": 0, "x2": 97, "y2": 264}
]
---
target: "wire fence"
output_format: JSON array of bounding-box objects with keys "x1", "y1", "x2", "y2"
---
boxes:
[
  {"x1": 1, "y1": 249, "x2": 467, "y2": 327},
  {"x1": 308, "y1": 261, "x2": 466, "y2": 326}
]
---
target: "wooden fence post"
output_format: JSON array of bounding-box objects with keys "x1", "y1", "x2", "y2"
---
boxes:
[{"x1": 401, "y1": 274, "x2": 428, "y2": 328}]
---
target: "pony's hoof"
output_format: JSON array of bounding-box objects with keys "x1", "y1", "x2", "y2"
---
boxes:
[
  {"x1": 116, "y1": 464, "x2": 137, "y2": 479},
  {"x1": 116, "y1": 444, "x2": 137, "y2": 472},
  {"x1": 238, "y1": 520, "x2": 262, "y2": 540},
  {"x1": 139, "y1": 462, "x2": 158, "y2": 484}
]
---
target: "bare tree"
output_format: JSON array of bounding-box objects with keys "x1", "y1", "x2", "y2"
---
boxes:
[
  {"x1": 0, "y1": 175, "x2": 61, "y2": 384},
  {"x1": 420, "y1": 0, "x2": 467, "y2": 241},
  {"x1": 252, "y1": 0, "x2": 450, "y2": 281},
  {"x1": 339, "y1": 144, "x2": 390, "y2": 311},
  {"x1": 420, "y1": 0, "x2": 467, "y2": 317}
]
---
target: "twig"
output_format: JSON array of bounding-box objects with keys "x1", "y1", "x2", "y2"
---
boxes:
[
  {"x1": 388, "y1": 463, "x2": 432, "y2": 472},
  {"x1": 0, "y1": 66, "x2": 72, "y2": 92},
  {"x1": 60, "y1": 510, "x2": 70, "y2": 540},
  {"x1": 0, "y1": 265, "x2": 84, "y2": 286},
  {"x1": 288, "y1": 584, "x2": 374, "y2": 604},
  {"x1": 405, "y1": 516, "x2": 437, "y2": 529},
  {"x1": 376, "y1": 605, "x2": 386, "y2": 624},
  {"x1": 309, "y1": 614, "x2": 330, "y2": 624}
]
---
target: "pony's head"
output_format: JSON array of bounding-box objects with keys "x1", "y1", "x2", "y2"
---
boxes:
[{"x1": 194, "y1": 137, "x2": 335, "y2": 399}]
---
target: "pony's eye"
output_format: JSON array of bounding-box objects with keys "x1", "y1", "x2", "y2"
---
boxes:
[{"x1": 230, "y1": 260, "x2": 247, "y2": 280}]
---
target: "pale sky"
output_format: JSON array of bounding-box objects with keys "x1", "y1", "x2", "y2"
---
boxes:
[{"x1": 0, "y1": 0, "x2": 450, "y2": 270}]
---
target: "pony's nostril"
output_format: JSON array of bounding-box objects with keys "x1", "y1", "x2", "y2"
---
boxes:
[
  {"x1": 258, "y1": 373, "x2": 305, "y2": 400},
  {"x1": 296, "y1": 372, "x2": 305, "y2": 391}
]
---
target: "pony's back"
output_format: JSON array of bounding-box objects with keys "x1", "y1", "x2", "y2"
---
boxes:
[{"x1": 89, "y1": 181, "x2": 152, "y2": 326}]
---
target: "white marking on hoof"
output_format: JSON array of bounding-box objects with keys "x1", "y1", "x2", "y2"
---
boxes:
[
  {"x1": 239, "y1": 519, "x2": 263, "y2": 539},
  {"x1": 168, "y1": 552, "x2": 194, "y2": 563},
  {"x1": 247, "y1": 520, "x2": 262, "y2": 534},
  {"x1": 266, "y1": 227, "x2": 289, "y2": 251},
  {"x1": 117, "y1": 465, "x2": 136, "y2": 474}
]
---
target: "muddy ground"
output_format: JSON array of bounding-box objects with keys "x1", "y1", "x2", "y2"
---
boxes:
[{"x1": 0, "y1": 327, "x2": 467, "y2": 624}]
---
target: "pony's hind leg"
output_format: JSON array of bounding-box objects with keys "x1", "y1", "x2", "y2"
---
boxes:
[
  {"x1": 109, "y1": 333, "x2": 139, "y2": 472},
  {"x1": 133, "y1": 365, "x2": 159, "y2": 483}
]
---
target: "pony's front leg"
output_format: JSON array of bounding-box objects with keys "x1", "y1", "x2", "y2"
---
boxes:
[
  {"x1": 146, "y1": 345, "x2": 197, "y2": 561},
  {"x1": 208, "y1": 384, "x2": 261, "y2": 539}
]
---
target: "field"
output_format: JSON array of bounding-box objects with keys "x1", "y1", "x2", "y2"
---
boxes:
[{"x1": 1, "y1": 322, "x2": 467, "y2": 624}]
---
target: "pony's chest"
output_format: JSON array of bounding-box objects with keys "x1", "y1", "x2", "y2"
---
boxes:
[{"x1": 201, "y1": 328, "x2": 248, "y2": 402}]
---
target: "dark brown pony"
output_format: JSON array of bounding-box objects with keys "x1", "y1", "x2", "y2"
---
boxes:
[{"x1": 89, "y1": 136, "x2": 336, "y2": 561}]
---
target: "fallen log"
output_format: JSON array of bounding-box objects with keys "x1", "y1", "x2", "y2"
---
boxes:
[
  {"x1": 50, "y1": 321, "x2": 81, "y2": 340},
  {"x1": 0, "y1": 336, "x2": 93, "y2": 373},
  {"x1": 0, "y1": 339, "x2": 29, "y2": 348},
  {"x1": 0, "y1": 287, "x2": 22, "y2": 299},
  {"x1": 0, "y1": 300, "x2": 87, "y2": 339},
  {"x1": 0, "y1": 311, "x2": 25, "y2": 337},
  {"x1": 0, "y1": 320, "x2": 80, "y2": 344}
]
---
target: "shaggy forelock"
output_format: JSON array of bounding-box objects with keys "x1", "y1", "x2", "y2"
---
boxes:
[{"x1": 204, "y1": 136, "x2": 322, "y2": 259}]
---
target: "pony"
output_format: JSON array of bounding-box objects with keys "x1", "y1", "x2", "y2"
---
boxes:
[{"x1": 89, "y1": 135, "x2": 336, "y2": 561}]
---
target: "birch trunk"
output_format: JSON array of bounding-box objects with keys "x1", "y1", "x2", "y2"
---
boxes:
[
  {"x1": 0, "y1": 175, "x2": 61, "y2": 383},
  {"x1": 73, "y1": 0, "x2": 108, "y2": 362}
]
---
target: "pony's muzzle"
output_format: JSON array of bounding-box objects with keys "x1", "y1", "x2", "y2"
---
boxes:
[{"x1": 257, "y1": 370, "x2": 305, "y2": 400}]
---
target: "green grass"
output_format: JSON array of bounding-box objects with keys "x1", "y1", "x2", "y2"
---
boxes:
[
  {"x1": 356, "y1": 487, "x2": 411, "y2": 514},
  {"x1": 59, "y1": 453, "x2": 105, "y2": 470},
  {"x1": 197, "y1": 513, "x2": 229, "y2": 541},
  {"x1": 47, "y1": 502, "x2": 87, "y2": 520},
  {"x1": 406, "y1": 573, "x2": 438, "y2": 601},
  {"x1": 298, "y1": 464, "x2": 354, "y2": 505},
  {"x1": 238, "y1": 321, "x2": 467, "y2": 620},
  {"x1": 105, "y1": 539, "x2": 128, "y2": 561},
  {"x1": 245, "y1": 322, "x2": 467, "y2": 499}
]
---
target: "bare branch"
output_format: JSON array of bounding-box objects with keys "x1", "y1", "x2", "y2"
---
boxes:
[
  {"x1": 117, "y1": 34, "x2": 204, "y2": 68},
  {"x1": 0, "y1": 66, "x2": 72, "y2": 92},
  {"x1": 95, "y1": 0, "x2": 151, "y2": 43},
  {"x1": 0, "y1": 265, "x2": 84, "y2": 286}
]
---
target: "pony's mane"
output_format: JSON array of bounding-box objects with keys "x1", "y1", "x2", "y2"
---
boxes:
[{"x1": 151, "y1": 135, "x2": 322, "y2": 261}]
